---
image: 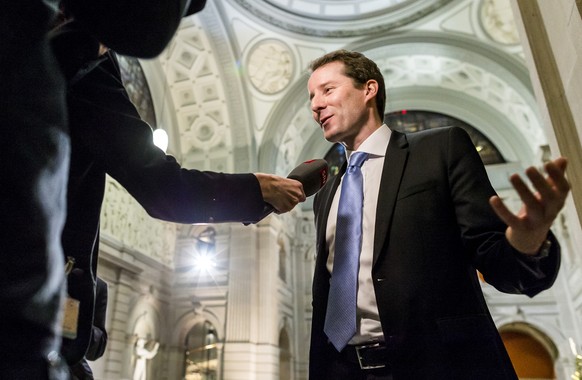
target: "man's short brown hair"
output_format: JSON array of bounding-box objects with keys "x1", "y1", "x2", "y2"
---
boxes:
[{"x1": 309, "y1": 49, "x2": 386, "y2": 120}]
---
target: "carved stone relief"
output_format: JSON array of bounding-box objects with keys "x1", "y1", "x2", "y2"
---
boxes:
[
  {"x1": 100, "y1": 176, "x2": 177, "y2": 266},
  {"x1": 480, "y1": 0, "x2": 520, "y2": 45},
  {"x1": 247, "y1": 40, "x2": 294, "y2": 95}
]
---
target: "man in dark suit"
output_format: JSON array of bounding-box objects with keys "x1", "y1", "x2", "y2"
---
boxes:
[
  {"x1": 307, "y1": 50, "x2": 570, "y2": 379},
  {"x1": 49, "y1": 16, "x2": 305, "y2": 367},
  {"x1": 0, "y1": 1, "x2": 209, "y2": 379}
]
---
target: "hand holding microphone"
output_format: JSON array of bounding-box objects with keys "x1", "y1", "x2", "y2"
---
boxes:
[{"x1": 249, "y1": 159, "x2": 329, "y2": 224}]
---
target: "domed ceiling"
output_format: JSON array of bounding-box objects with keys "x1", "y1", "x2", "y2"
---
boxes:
[{"x1": 231, "y1": 0, "x2": 453, "y2": 36}]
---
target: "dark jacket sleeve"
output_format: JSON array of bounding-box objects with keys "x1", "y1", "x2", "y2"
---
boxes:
[
  {"x1": 65, "y1": 52, "x2": 265, "y2": 224},
  {"x1": 446, "y1": 127, "x2": 560, "y2": 296},
  {"x1": 85, "y1": 278, "x2": 108, "y2": 361}
]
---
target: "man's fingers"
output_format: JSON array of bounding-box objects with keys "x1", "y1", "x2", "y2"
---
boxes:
[
  {"x1": 489, "y1": 195, "x2": 519, "y2": 226},
  {"x1": 550, "y1": 156, "x2": 568, "y2": 172},
  {"x1": 525, "y1": 167, "x2": 555, "y2": 204},
  {"x1": 293, "y1": 179, "x2": 307, "y2": 201},
  {"x1": 545, "y1": 158, "x2": 570, "y2": 195},
  {"x1": 509, "y1": 174, "x2": 539, "y2": 208}
]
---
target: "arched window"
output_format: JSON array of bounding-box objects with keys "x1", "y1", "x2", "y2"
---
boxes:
[
  {"x1": 386, "y1": 110, "x2": 505, "y2": 165},
  {"x1": 184, "y1": 321, "x2": 218, "y2": 380}
]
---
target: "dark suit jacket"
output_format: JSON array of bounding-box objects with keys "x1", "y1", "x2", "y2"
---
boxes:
[
  {"x1": 310, "y1": 127, "x2": 560, "y2": 379},
  {"x1": 53, "y1": 28, "x2": 266, "y2": 364}
]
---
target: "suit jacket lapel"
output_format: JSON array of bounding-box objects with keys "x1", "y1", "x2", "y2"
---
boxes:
[
  {"x1": 373, "y1": 130, "x2": 409, "y2": 266},
  {"x1": 315, "y1": 162, "x2": 345, "y2": 269}
]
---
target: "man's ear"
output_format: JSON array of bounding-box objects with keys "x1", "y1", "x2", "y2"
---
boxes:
[{"x1": 365, "y1": 80, "x2": 378, "y2": 100}]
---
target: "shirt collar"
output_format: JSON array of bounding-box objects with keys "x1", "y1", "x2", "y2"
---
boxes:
[{"x1": 345, "y1": 124, "x2": 391, "y2": 160}]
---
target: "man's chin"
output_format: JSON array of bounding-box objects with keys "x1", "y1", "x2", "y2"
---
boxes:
[
  {"x1": 323, "y1": 130, "x2": 338, "y2": 143},
  {"x1": 324, "y1": 135, "x2": 337, "y2": 143}
]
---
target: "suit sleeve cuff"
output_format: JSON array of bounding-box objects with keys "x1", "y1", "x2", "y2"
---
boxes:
[{"x1": 516, "y1": 239, "x2": 552, "y2": 262}]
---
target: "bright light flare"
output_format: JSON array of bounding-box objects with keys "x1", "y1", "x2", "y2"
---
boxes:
[
  {"x1": 153, "y1": 128, "x2": 169, "y2": 153},
  {"x1": 193, "y1": 252, "x2": 216, "y2": 272}
]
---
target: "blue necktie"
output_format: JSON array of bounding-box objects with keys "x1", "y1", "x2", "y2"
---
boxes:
[{"x1": 324, "y1": 151, "x2": 369, "y2": 352}]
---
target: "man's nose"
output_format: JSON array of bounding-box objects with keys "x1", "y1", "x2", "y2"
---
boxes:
[{"x1": 311, "y1": 94, "x2": 323, "y2": 112}]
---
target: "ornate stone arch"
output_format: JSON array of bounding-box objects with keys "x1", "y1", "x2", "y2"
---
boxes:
[
  {"x1": 258, "y1": 31, "x2": 545, "y2": 177},
  {"x1": 173, "y1": 307, "x2": 225, "y2": 347}
]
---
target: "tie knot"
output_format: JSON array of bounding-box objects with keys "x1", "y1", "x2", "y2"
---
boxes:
[{"x1": 348, "y1": 152, "x2": 368, "y2": 168}]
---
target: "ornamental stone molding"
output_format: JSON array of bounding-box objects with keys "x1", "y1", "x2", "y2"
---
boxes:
[
  {"x1": 229, "y1": 0, "x2": 453, "y2": 37},
  {"x1": 158, "y1": 16, "x2": 235, "y2": 172},
  {"x1": 377, "y1": 54, "x2": 542, "y2": 145}
]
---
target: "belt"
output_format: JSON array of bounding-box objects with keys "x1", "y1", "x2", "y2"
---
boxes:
[{"x1": 340, "y1": 342, "x2": 391, "y2": 370}]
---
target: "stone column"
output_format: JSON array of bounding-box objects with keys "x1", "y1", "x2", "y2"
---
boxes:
[{"x1": 510, "y1": 0, "x2": 582, "y2": 239}]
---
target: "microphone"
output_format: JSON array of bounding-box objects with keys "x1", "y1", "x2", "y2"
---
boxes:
[
  {"x1": 246, "y1": 159, "x2": 329, "y2": 225},
  {"x1": 287, "y1": 159, "x2": 329, "y2": 197}
]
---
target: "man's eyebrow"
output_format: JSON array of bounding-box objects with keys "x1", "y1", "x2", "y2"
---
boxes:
[{"x1": 308, "y1": 78, "x2": 338, "y2": 101}]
